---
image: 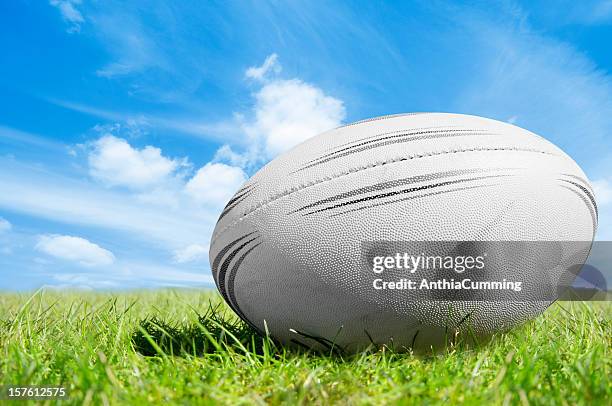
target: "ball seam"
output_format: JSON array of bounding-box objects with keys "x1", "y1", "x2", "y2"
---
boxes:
[{"x1": 211, "y1": 146, "x2": 556, "y2": 246}]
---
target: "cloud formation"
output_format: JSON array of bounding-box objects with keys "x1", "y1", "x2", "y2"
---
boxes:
[
  {"x1": 250, "y1": 78, "x2": 346, "y2": 157},
  {"x1": 185, "y1": 163, "x2": 246, "y2": 207},
  {"x1": 0, "y1": 217, "x2": 11, "y2": 233},
  {"x1": 0, "y1": 158, "x2": 213, "y2": 248},
  {"x1": 245, "y1": 53, "x2": 282, "y2": 81},
  {"x1": 213, "y1": 54, "x2": 346, "y2": 169},
  {"x1": 35, "y1": 235, "x2": 115, "y2": 266},
  {"x1": 88, "y1": 135, "x2": 188, "y2": 189},
  {"x1": 173, "y1": 243, "x2": 209, "y2": 264},
  {"x1": 49, "y1": 0, "x2": 84, "y2": 33}
]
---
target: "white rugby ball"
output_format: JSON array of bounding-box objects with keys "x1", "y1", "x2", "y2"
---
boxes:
[{"x1": 209, "y1": 113, "x2": 596, "y2": 352}]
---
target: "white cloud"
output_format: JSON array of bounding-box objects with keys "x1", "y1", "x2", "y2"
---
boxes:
[
  {"x1": 250, "y1": 78, "x2": 345, "y2": 157},
  {"x1": 228, "y1": 55, "x2": 346, "y2": 165},
  {"x1": 59, "y1": 54, "x2": 345, "y2": 169},
  {"x1": 1, "y1": 55, "x2": 344, "y2": 279},
  {"x1": 0, "y1": 217, "x2": 11, "y2": 233},
  {"x1": 88, "y1": 135, "x2": 187, "y2": 189},
  {"x1": 245, "y1": 53, "x2": 282, "y2": 81},
  {"x1": 213, "y1": 144, "x2": 250, "y2": 168},
  {"x1": 92, "y1": 121, "x2": 150, "y2": 140},
  {"x1": 593, "y1": 179, "x2": 612, "y2": 206},
  {"x1": 35, "y1": 235, "x2": 115, "y2": 267},
  {"x1": 173, "y1": 243, "x2": 209, "y2": 264},
  {"x1": 49, "y1": 0, "x2": 84, "y2": 33},
  {"x1": 0, "y1": 158, "x2": 212, "y2": 248},
  {"x1": 185, "y1": 163, "x2": 246, "y2": 207}
]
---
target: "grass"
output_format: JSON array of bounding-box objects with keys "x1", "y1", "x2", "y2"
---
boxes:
[{"x1": 0, "y1": 289, "x2": 609, "y2": 405}]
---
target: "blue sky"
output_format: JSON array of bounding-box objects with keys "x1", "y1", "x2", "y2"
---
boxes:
[{"x1": 0, "y1": 0, "x2": 611, "y2": 290}]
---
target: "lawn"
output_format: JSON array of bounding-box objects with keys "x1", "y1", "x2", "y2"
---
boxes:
[{"x1": 0, "y1": 289, "x2": 609, "y2": 405}]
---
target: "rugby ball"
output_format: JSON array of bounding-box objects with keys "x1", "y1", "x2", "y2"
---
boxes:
[{"x1": 209, "y1": 113, "x2": 596, "y2": 352}]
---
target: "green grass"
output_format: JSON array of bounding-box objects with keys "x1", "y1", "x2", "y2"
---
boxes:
[{"x1": 0, "y1": 289, "x2": 609, "y2": 405}]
